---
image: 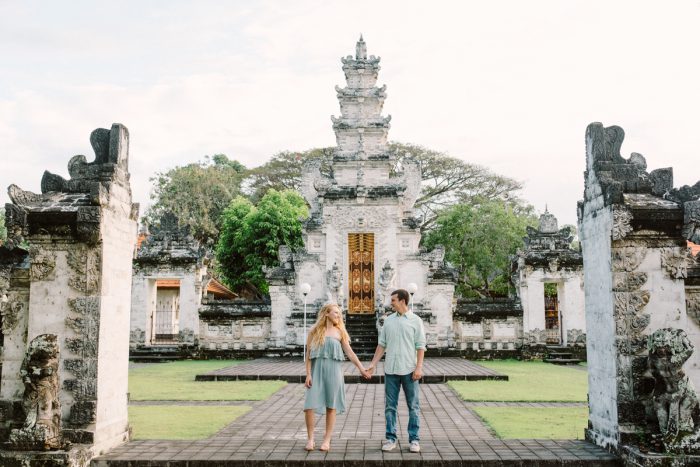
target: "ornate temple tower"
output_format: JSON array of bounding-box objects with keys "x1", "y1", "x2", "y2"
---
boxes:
[{"x1": 266, "y1": 37, "x2": 455, "y2": 352}]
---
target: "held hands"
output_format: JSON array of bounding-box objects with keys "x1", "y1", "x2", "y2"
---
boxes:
[
  {"x1": 412, "y1": 366, "x2": 423, "y2": 381},
  {"x1": 363, "y1": 364, "x2": 375, "y2": 380},
  {"x1": 360, "y1": 367, "x2": 371, "y2": 380},
  {"x1": 305, "y1": 375, "x2": 312, "y2": 388}
]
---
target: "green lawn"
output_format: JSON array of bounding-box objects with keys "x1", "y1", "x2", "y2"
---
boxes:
[
  {"x1": 473, "y1": 407, "x2": 588, "y2": 439},
  {"x1": 449, "y1": 360, "x2": 587, "y2": 402},
  {"x1": 129, "y1": 405, "x2": 251, "y2": 440},
  {"x1": 129, "y1": 360, "x2": 286, "y2": 401}
]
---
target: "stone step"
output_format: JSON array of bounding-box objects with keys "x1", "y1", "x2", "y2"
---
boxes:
[
  {"x1": 547, "y1": 352, "x2": 573, "y2": 358},
  {"x1": 544, "y1": 358, "x2": 582, "y2": 365}
]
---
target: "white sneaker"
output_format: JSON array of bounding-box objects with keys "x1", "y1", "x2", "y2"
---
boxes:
[
  {"x1": 381, "y1": 439, "x2": 397, "y2": 451},
  {"x1": 409, "y1": 440, "x2": 420, "y2": 453}
]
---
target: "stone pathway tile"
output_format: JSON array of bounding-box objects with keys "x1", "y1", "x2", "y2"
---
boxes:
[
  {"x1": 195, "y1": 357, "x2": 507, "y2": 383},
  {"x1": 95, "y1": 382, "x2": 620, "y2": 465}
]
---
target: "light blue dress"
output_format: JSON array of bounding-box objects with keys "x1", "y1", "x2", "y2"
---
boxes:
[{"x1": 304, "y1": 337, "x2": 346, "y2": 415}]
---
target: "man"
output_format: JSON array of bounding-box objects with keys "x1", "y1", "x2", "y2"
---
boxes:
[{"x1": 366, "y1": 288, "x2": 426, "y2": 453}]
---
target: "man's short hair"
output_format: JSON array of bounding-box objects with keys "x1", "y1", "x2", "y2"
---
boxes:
[{"x1": 391, "y1": 289, "x2": 410, "y2": 305}]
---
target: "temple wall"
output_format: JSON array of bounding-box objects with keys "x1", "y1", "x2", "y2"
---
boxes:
[{"x1": 580, "y1": 170, "x2": 617, "y2": 450}]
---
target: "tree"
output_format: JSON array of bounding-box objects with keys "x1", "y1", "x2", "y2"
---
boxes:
[
  {"x1": 244, "y1": 143, "x2": 524, "y2": 230},
  {"x1": 422, "y1": 199, "x2": 537, "y2": 298},
  {"x1": 216, "y1": 190, "x2": 309, "y2": 296},
  {"x1": 244, "y1": 147, "x2": 334, "y2": 202},
  {"x1": 388, "y1": 142, "x2": 524, "y2": 230},
  {"x1": 145, "y1": 154, "x2": 246, "y2": 245}
]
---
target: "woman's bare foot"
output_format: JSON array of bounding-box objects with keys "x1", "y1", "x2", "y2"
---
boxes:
[
  {"x1": 304, "y1": 439, "x2": 315, "y2": 451},
  {"x1": 320, "y1": 440, "x2": 331, "y2": 452}
]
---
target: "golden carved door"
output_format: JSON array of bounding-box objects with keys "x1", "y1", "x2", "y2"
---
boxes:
[{"x1": 348, "y1": 233, "x2": 374, "y2": 314}]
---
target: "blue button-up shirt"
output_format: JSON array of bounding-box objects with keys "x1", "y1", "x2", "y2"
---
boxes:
[{"x1": 378, "y1": 311, "x2": 426, "y2": 375}]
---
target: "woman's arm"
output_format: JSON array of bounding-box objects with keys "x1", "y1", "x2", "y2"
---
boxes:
[
  {"x1": 305, "y1": 332, "x2": 313, "y2": 388},
  {"x1": 341, "y1": 339, "x2": 366, "y2": 373}
]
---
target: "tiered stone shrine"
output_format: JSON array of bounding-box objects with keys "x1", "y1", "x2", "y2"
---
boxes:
[
  {"x1": 513, "y1": 210, "x2": 585, "y2": 349},
  {"x1": 265, "y1": 37, "x2": 456, "y2": 352}
]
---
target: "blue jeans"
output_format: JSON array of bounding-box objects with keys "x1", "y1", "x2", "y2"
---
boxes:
[{"x1": 384, "y1": 373, "x2": 420, "y2": 442}]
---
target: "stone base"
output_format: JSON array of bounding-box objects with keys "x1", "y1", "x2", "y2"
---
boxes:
[
  {"x1": 0, "y1": 445, "x2": 93, "y2": 467},
  {"x1": 622, "y1": 445, "x2": 700, "y2": 466}
]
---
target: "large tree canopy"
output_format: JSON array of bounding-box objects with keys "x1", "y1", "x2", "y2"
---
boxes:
[
  {"x1": 215, "y1": 190, "x2": 308, "y2": 297},
  {"x1": 422, "y1": 199, "x2": 537, "y2": 298},
  {"x1": 243, "y1": 143, "x2": 524, "y2": 230},
  {"x1": 145, "y1": 154, "x2": 246, "y2": 245}
]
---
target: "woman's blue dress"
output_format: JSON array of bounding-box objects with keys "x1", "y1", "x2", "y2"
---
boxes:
[{"x1": 304, "y1": 336, "x2": 346, "y2": 415}]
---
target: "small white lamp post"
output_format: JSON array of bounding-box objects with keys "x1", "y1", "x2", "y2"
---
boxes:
[
  {"x1": 407, "y1": 283, "x2": 418, "y2": 312},
  {"x1": 300, "y1": 283, "x2": 311, "y2": 359}
]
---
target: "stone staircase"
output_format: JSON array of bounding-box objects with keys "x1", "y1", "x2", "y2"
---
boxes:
[
  {"x1": 345, "y1": 313, "x2": 379, "y2": 360},
  {"x1": 543, "y1": 345, "x2": 582, "y2": 365}
]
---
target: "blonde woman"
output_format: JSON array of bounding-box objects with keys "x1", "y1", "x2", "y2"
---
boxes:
[{"x1": 304, "y1": 303, "x2": 370, "y2": 451}]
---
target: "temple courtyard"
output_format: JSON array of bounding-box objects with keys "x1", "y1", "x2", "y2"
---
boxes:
[{"x1": 89, "y1": 360, "x2": 617, "y2": 466}]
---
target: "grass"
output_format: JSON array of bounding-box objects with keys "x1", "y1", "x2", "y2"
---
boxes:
[
  {"x1": 449, "y1": 360, "x2": 587, "y2": 402},
  {"x1": 128, "y1": 360, "x2": 286, "y2": 401},
  {"x1": 472, "y1": 407, "x2": 588, "y2": 439},
  {"x1": 129, "y1": 405, "x2": 251, "y2": 440}
]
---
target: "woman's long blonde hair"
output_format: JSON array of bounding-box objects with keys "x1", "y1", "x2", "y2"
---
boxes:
[{"x1": 308, "y1": 303, "x2": 350, "y2": 350}]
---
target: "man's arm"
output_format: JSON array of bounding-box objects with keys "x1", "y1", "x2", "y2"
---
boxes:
[
  {"x1": 412, "y1": 348, "x2": 425, "y2": 381},
  {"x1": 367, "y1": 345, "x2": 385, "y2": 376}
]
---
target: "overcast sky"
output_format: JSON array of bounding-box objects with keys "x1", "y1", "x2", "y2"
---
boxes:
[{"x1": 1, "y1": 0, "x2": 699, "y2": 227}]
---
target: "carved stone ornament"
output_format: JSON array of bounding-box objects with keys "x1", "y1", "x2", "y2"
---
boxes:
[
  {"x1": 612, "y1": 206, "x2": 634, "y2": 241},
  {"x1": 647, "y1": 328, "x2": 700, "y2": 453},
  {"x1": 612, "y1": 247, "x2": 647, "y2": 272},
  {"x1": 687, "y1": 293, "x2": 700, "y2": 325},
  {"x1": 1, "y1": 297, "x2": 24, "y2": 333},
  {"x1": 29, "y1": 248, "x2": 56, "y2": 282},
  {"x1": 67, "y1": 246, "x2": 101, "y2": 293},
  {"x1": 660, "y1": 247, "x2": 690, "y2": 279},
  {"x1": 9, "y1": 334, "x2": 62, "y2": 450}
]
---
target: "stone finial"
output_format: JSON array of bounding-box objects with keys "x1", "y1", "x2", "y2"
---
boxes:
[
  {"x1": 356, "y1": 34, "x2": 367, "y2": 60},
  {"x1": 539, "y1": 209, "x2": 558, "y2": 233},
  {"x1": 40, "y1": 123, "x2": 130, "y2": 194}
]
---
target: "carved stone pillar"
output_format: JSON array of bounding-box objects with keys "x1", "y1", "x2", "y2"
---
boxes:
[
  {"x1": 579, "y1": 122, "x2": 700, "y2": 461},
  {"x1": 0, "y1": 124, "x2": 138, "y2": 465}
]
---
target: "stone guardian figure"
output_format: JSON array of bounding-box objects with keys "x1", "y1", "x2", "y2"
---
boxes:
[{"x1": 9, "y1": 334, "x2": 62, "y2": 450}]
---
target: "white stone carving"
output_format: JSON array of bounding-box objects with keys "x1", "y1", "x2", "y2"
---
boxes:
[{"x1": 612, "y1": 206, "x2": 633, "y2": 240}]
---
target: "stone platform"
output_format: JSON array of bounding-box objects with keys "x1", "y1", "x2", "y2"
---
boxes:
[
  {"x1": 194, "y1": 357, "x2": 508, "y2": 383},
  {"x1": 93, "y1": 384, "x2": 619, "y2": 466}
]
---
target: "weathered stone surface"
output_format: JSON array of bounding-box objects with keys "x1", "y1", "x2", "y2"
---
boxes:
[
  {"x1": 580, "y1": 122, "x2": 700, "y2": 459},
  {"x1": 9, "y1": 334, "x2": 62, "y2": 450}
]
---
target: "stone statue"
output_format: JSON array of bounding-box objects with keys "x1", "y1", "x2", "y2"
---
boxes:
[
  {"x1": 325, "y1": 262, "x2": 343, "y2": 305},
  {"x1": 648, "y1": 328, "x2": 700, "y2": 451},
  {"x1": 9, "y1": 334, "x2": 62, "y2": 450},
  {"x1": 377, "y1": 261, "x2": 396, "y2": 309}
]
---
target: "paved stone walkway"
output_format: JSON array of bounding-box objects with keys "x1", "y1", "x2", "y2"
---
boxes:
[
  {"x1": 195, "y1": 357, "x2": 507, "y2": 383},
  {"x1": 95, "y1": 383, "x2": 619, "y2": 466}
]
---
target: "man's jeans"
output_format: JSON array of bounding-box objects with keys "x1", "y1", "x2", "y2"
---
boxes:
[{"x1": 384, "y1": 373, "x2": 420, "y2": 442}]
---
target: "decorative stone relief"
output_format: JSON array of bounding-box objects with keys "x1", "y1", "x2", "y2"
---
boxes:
[
  {"x1": 687, "y1": 293, "x2": 700, "y2": 325},
  {"x1": 612, "y1": 206, "x2": 634, "y2": 240},
  {"x1": 567, "y1": 329, "x2": 586, "y2": 345},
  {"x1": 325, "y1": 262, "x2": 343, "y2": 305},
  {"x1": 1, "y1": 297, "x2": 24, "y2": 333},
  {"x1": 612, "y1": 247, "x2": 647, "y2": 272},
  {"x1": 29, "y1": 248, "x2": 56, "y2": 282},
  {"x1": 130, "y1": 328, "x2": 145, "y2": 345},
  {"x1": 67, "y1": 246, "x2": 101, "y2": 294},
  {"x1": 648, "y1": 328, "x2": 700, "y2": 453},
  {"x1": 660, "y1": 247, "x2": 690, "y2": 279},
  {"x1": 64, "y1": 297, "x2": 100, "y2": 427},
  {"x1": 9, "y1": 334, "x2": 62, "y2": 450}
]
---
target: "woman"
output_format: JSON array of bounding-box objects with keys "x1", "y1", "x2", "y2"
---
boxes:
[{"x1": 304, "y1": 303, "x2": 370, "y2": 451}]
